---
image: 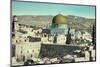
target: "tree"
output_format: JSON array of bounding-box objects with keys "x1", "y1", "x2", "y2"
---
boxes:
[
  {"x1": 66, "y1": 27, "x2": 72, "y2": 44},
  {"x1": 53, "y1": 33, "x2": 57, "y2": 43},
  {"x1": 92, "y1": 24, "x2": 96, "y2": 45}
]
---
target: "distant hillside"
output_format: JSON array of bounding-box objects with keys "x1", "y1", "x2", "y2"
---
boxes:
[
  {"x1": 66, "y1": 15, "x2": 95, "y2": 32},
  {"x1": 14, "y1": 15, "x2": 95, "y2": 33}
]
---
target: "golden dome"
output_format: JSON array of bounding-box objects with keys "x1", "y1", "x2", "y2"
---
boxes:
[{"x1": 52, "y1": 14, "x2": 67, "y2": 24}]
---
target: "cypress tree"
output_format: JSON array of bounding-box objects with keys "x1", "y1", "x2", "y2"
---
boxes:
[
  {"x1": 53, "y1": 33, "x2": 57, "y2": 43},
  {"x1": 66, "y1": 27, "x2": 72, "y2": 44},
  {"x1": 92, "y1": 24, "x2": 96, "y2": 45}
]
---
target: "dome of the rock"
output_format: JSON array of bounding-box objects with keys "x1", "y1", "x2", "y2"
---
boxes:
[{"x1": 52, "y1": 14, "x2": 67, "y2": 24}]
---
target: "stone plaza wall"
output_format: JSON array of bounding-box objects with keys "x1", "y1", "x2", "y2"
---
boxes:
[{"x1": 39, "y1": 44, "x2": 81, "y2": 58}]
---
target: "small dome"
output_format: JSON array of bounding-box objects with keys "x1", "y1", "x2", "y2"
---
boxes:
[{"x1": 52, "y1": 14, "x2": 67, "y2": 24}]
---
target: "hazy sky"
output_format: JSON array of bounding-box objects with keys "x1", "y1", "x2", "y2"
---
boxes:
[{"x1": 12, "y1": 1, "x2": 96, "y2": 18}]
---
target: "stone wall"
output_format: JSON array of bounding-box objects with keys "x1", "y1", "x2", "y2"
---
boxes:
[{"x1": 39, "y1": 44, "x2": 81, "y2": 58}]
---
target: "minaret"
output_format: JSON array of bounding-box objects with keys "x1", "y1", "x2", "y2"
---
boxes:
[{"x1": 13, "y1": 15, "x2": 19, "y2": 31}]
